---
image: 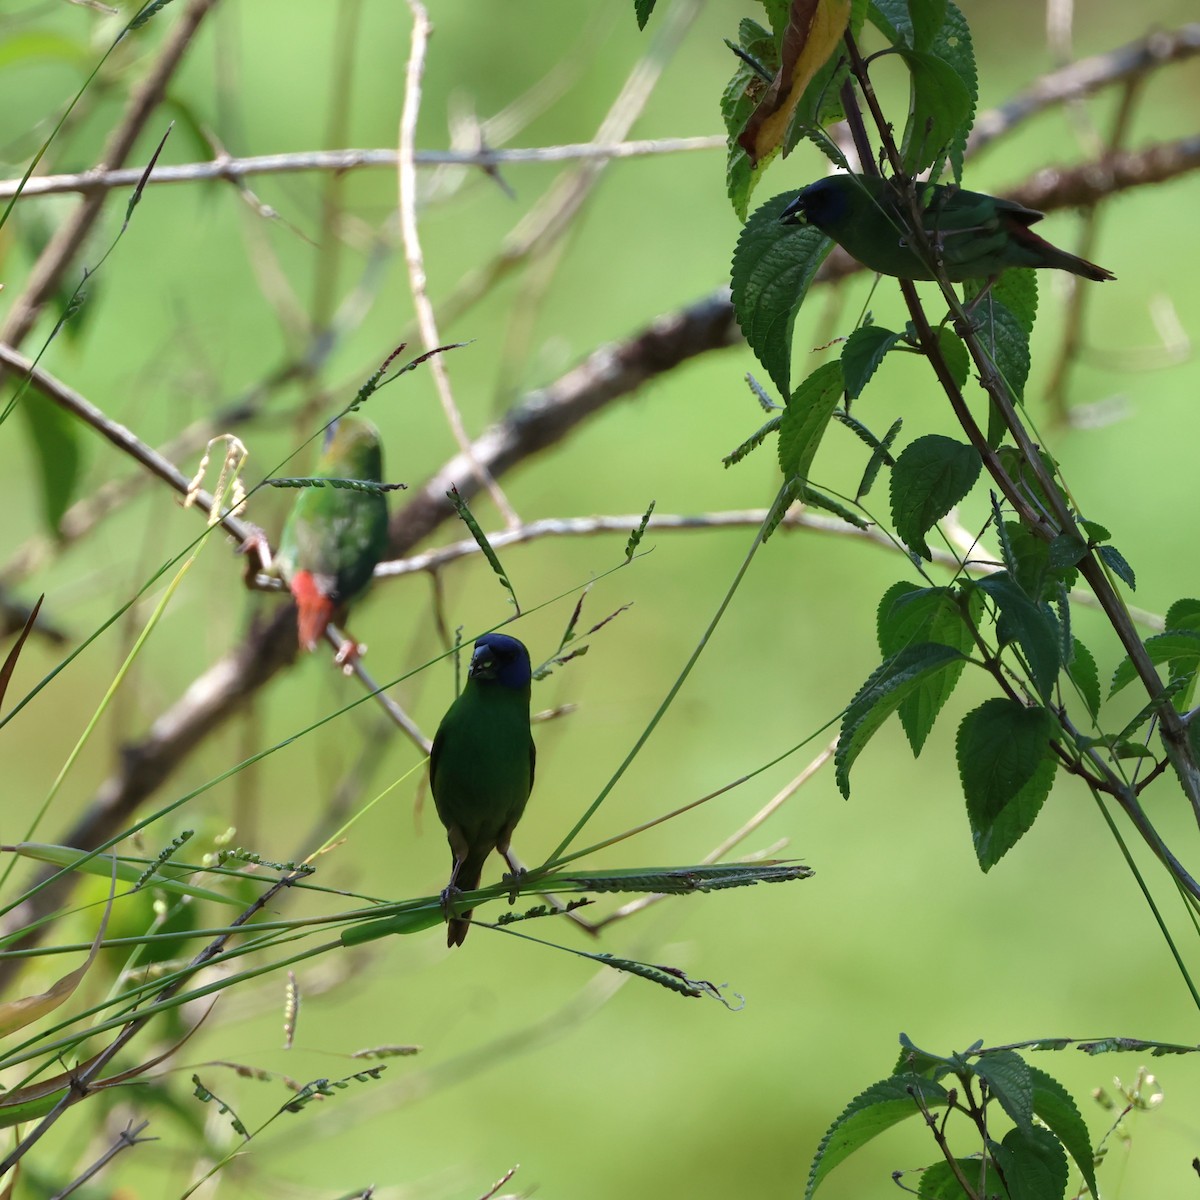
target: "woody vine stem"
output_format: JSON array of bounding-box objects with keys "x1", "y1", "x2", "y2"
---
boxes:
[{"x1": 839, "y1": 27, "x2": 1200, "y2": 903}]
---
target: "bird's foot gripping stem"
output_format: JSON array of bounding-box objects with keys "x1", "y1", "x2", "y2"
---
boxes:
[
  {"x1": 440, "y1": 883, "x2": 463, "y2": 922},
  {"x1": 500, "y1": 868, "x2": 527, "y2": 906}
]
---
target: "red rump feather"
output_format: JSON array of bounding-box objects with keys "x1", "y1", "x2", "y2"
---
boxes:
[{"x1": 290, "y1": 570, "x2": 335, "y2": 651}]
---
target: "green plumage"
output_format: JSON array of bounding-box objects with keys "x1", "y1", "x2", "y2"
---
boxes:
[
  {"x1": 430, "y1": 634, "x2": 535, "y2": 947},
  {"x1": 276, "y1": 417, "x2": 390, "y2": 652},
  {"x1": 780, "y1": 174, "x2": 1114, "y2": 283}
]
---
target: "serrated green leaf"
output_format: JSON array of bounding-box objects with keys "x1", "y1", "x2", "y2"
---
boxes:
[
  {"x1": 759, "y1": 0, "x2": 791, "y2": 39},
  {"x1": 979, "y1": 296, "x2": 1032, "y2": 405},
  {"x1": 1098, "y1": 543, "x2": 1136, "y2": 589},
  {"x1": 917, "y1": 1158, "x2": 994, "y2": 1199},
  {"x1": 20, "y1": 394, "x2": 82, "y2": 536},
  {"x1": 1109, "y1": 630, "x2": 1200, "y2": 698},
  {"x1": 972, "y1": 572, "x2": 1062, "y2": 697},
  {"x1": 930, "y1": 4, "x2": 976, "y2": 181},
  {"x1": 877, "y1": 583, "x2": 977, "y2": 754},
  {"x1": 895, "y1": 1032, "x2": 955, "y2": 1079},
  {"x1": 1066, "y1": 637, "x2": 1100, "y2": 720},
  {"x1": 836, "y1": 642, "x2": 965, "y2": 797},
  {"x1": 909, "y1": 0, "x2": 948, "y2": 49},
  {"x1": 841, "y1": 325, "x2": 901, "y2": 400},
  {"x1": 972, "y1": 1049, "x2": 1034, "y2": 1132},
  {"x1": 889, "y1": 434, "x2": 981, "y2": 560},
  {"x1": 732, "y1": 192, "x2": 834, "y2": 395},
  {"x1": 1079, "y1": 518, "x2": 1110, "y2": 543},
  {"x1": 896, "y1": 48, "x2": 973, "y2": 176},
  {"x1": 867, "y1": 0, "x2": 909, "y2": 44},
  {"x1": 778, "y1": 361, "x2": 845, "y2": 481},
  {"x1": 994, "y1": 1125, "x2": 1068, "y2": 1200},
  {"x1": 935, "y1": 326, "x2": 970, "y2": 387},
  {"x1": 1002, "y1": 521, "x2": 1078, "y2": 603},
  {"x1": 1163, "y1": 599, "x2": 1200, "y2": 703},
  {"x1": 806, "y1": 1074, "x2": 951, "y2": 1200},
  {"x1": 957, "y1": 699, "x2": 1057, "y2": 870},
  {"x1": 1164, "y1": 598, "x2": 1200, "y2": 634},
  {"x1": 634, "y1": 0, "x2": 656, "y2": 28},
  {"x1": 1047, "y1": 533, "x2": 1087, "y2": 570}
]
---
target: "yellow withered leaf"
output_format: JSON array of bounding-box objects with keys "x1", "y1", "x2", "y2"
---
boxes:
[
  {"x1": 0, "y1": 863, "x2": 115, "y2": 1038},
  {"x1": 738, "y1": 0, "x2": 852, "y2": 165}
]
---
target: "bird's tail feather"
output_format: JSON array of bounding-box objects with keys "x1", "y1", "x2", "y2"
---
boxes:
[
  {"x1": 447, "y1": 859, "x2": 484, "y2": 948},
  {"x1": 1011, "y1": 224, "x2": 1115, "y2": 282}
]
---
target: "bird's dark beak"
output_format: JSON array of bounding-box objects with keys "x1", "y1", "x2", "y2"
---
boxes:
[
  {"x1": 779, "y1": 195, "x2": 807, "y2": 226},
  {"x1": 468, "y1": 644, "x2": 496, "y2": 680}
]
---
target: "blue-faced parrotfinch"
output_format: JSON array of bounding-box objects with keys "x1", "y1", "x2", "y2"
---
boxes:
[
  {"x1": 780, "y1": 174, "x2": 1114, "y2": 283},
  {"x1": 276, "y1": 417, "x2": 390, "y2": 660},
  {"x1": 430, "y1": 633, "x2": 535, "y2": 946}
]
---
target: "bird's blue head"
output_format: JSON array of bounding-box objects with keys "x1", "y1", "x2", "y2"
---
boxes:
[
  {"x1": 779, "y1": 176, "x2": 850, "y2": 231},
  {"x1": 468, "y1": 633, "x2": 532, "y2": 690}
]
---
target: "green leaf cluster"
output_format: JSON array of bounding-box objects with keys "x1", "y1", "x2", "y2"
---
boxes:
[{"x1": 808, "y1": 1037, "x2": 1098, "y2": 1200}]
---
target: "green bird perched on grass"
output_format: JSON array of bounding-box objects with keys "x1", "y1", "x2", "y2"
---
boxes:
[
  {"x1": 430, "y1": 633, "x2": 535, "y2": 947},
  {"x1": 780, "y1": 173, "x2": 1115, "y2": 283},
  {"x1": 276, "y1": 416, "x2": 390, "y2": 664}
]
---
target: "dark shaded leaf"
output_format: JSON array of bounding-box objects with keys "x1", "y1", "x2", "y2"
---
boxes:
[
  {"x1": 889, "y1": 434, "x2": 981, "y2": 559},
  {"x1": 957, "y1": 698, "x2": 1056, "y2": 870},
  {"x1": 732, "y1": 191, "x2": 834, "y2": 395},
  {"x1": 836, "y1": 642, "x2": 965, "y2": 796}
]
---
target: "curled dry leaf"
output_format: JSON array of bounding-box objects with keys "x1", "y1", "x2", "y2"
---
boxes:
[{"x1": 738, "y1": 0, "x2": 852, "y2": 165}]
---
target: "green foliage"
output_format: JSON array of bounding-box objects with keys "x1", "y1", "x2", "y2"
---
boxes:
[
  {"x1": 722, "y1": 19, "x2": 781, "y2": 217},
  {"x1": 20, "y1": 394, "x2": 82, "y2": 536},
  {"x1": 889, "y1": 434, "x2": 982, "y2": 560},
  {"x1": 876, "y1": 582, "x2": 977, "y2": 754},
  {"x1": 446, "y1": 485, "x2": 519, "y2": 611},
  {"x1": 633, "y1": 0, "x2": 657, "y2": 29},
  {"x1": 957, "y1": 698, "x2": 1057, "y2": 870},
  {"x1": 731, "y1": 191, "x2": 833, "y2": 396},
  {"x1": 806, "y1": 1073, "x2": 952, "y2": 1199},
  {"x1": 810, "y1": 1037, "x2": 1100, "y2": 1199},
  {"x1": 778, "y1": 361, "x2": 845, "y2": 481},
  {"x1": 836, "y1": 641, "x2": 965, "y2": 796},
  {"x1": 841, "y1": 324, "x2": 902, "y2": 399}
]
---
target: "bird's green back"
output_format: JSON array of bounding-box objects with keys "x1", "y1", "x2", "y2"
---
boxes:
[
  {"x1": 278, "y1": 417, "x2": 390, "y2": 602},
  {"x1": 430, "y1": 678, "x2": 534, "y2": 864}
]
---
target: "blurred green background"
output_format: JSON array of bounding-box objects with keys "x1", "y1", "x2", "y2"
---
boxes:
[{"x1": 2, "y1": 0, "x2": 1200, "y2": 1196}]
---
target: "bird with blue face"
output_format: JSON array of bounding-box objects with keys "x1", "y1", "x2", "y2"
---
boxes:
[
  {"x1": 430, "y1": 633, "x2": 535, "y2": 947},
  {"x1": 780, "y1": 173, "x2": 1114, "y2": 283}
]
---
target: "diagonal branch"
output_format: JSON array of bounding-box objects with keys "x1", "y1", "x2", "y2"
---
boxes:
[
  {"x1": 0, "y1": 290, "x2": 740, "y2": 970},
  {"x1": 0, "y1": 0, "x2": 220, "y2": 360}
]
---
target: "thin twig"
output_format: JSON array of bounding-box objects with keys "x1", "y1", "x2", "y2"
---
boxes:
[
  {"x1": 0, "y1": 343, "x2": 256, "y2": 549},
  {"x1": 48, "y1": 1119, "x2": 156, "y2": 1199},
  {"x1": 0, "y1": 138, "x2": 726, "y2": 201},
  {"x1": 398, "y1": 1, "x2": 518, "y2": 527},
  {"x1": 429, "y1": 0, "x2": 701, "y2": 333},
  {"x1": 966, "y1": 24, "x2": 1200, "y2": 156}
]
